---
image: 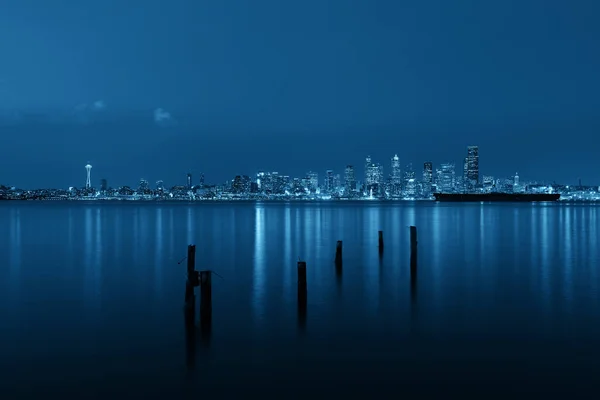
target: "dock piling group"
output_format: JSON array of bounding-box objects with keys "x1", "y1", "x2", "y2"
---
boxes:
[{"x1": 183, "y1": 225, "x2": 420, "y2": 339}]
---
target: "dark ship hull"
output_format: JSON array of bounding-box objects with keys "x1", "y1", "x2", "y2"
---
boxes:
[{"x1": 433, "y1": 192, "x2": 560, "y2": 202}]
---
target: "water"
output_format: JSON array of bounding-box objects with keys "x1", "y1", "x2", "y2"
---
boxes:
[{"x1": 1, "y1": 201, "x2": 599, "y2": 397}]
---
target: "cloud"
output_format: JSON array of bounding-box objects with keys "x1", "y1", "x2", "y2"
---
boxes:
[
  {"x1": 92, "y1": 100, "x2": 106, "y2": 111},
  {"x1": 154, "y1": 108, "x2": 175, "y2": 126}
]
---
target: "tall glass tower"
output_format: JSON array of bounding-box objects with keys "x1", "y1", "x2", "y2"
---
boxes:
[{"x1": 466, "y1": 146, "x2": 479, "y2": 191}]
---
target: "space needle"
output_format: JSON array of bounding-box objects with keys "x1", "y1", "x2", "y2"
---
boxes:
[{"x1": 85, "y1": 163, "x2": 92, "y2": 189}]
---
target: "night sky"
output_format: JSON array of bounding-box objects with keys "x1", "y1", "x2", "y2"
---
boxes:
[{"x1": 0, "y1": 0, "x2": 598, "y2": 189}]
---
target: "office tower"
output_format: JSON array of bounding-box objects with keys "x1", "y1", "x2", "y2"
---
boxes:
[
  {"x1": 186, "y1": 173, "x2": 192, "y2": 189},
  {"x1": 85, "y1": 163, "x2": 92, "y2": 189},
  {"x1": 482, "y1": 176, "x2": 495, "y2": 192},
  {"x1": 463, "y1": 157, "x2": 468, "y2": 192},
  {"x1": 232, "y1": 176, "x2": 244, "y2": 193},
  {"x1": 100, "y1": 178, "x2": 108, "y2": 191},
  {"x1": 324, "y1": 170, "x2": 334, "y2": 193},
  {"x1": 333, "y1": 174, "x2": 341, "y2": 192},
  {"x1": 199, "y1": 173, "x2": 205, "y2": 186},
  {"x1": 466, "y1": 146, "x2": 479, "y2": 191},
  {"x1": 364, "y1": 155, "x2": 372, "y2": 185},
  {"x1": 403, "y1": 163, "x2": 416, "y2": 197},
  {"x1": 391, "y1": 155, "x2": 401, "y2": 196},
  {"x1": 439, "y1": 162, "x2": 456, "y2": 193},
  {"x1": 256, "y1": 171, "x2": 265, "y2": 191},
  {"x1": 513, "y1": 173, "x2": 522, "y2": 193},
  {"x1": 138, "y1": 179, "x2": 149, "y2": 192},
  {"x1": 422, "y1": 162, "x2": 433, "y2": 196},
  {"x1": 344, "y1": 165, "x2": 356, "y2": 194},
  {"x1": 307, "y1": 171, "x2": 318, "y2": 193},
  {"x1": 156, "y1": 180, "x2": 164, "y2": 191}
]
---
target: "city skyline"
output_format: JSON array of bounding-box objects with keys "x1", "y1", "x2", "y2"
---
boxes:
[{"x1": 0, "y1": 142, "x2": 590, "y2": 191}]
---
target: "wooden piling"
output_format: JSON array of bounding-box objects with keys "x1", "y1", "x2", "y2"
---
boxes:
[
  {"x1": 378, "y1": 230, "x2": 384, "y2": 250},
  {"x1": 184, "y1": 245, "x2": 197, "y2": 307},
  {"x1": 297, "y1": 261, "x2": 307, "y2": 290},
  {"x1": 410, "y1": 226, "x2": 418, "y2": 249},
  {"x1": 335, "y1": 240, "x2": 343, "y2": 266},
  {"x1": 410, "y1": 226, "x2": 418, "y2": 276},
  {"x1": 297, "y1": 261, "x2": 307, "y2": 329}
]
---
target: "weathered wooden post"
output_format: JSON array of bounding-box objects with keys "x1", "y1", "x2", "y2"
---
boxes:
[
  {"x1": 184, "y1": 245, "x2": 197, "y2": 308},
  {"x1": 199, "y1": 270, "x2": 212, "y2": 336},
  {"x1": 410, "y1": 226, "x2": 417, "y2": 276},
  {"x1": 378, "y1": 230, "x2": 384, "y2": 250},
  {"x1": 297, "y1": 261, "x2": 307, "y2": 329},
  {"x1": 335, "y1": 240, "x2": 343, "y2": 267}
]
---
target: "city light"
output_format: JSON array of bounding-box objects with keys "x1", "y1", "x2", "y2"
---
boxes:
[{"x1": 0, "y1": 145, "x2": 597, "y2": 201}]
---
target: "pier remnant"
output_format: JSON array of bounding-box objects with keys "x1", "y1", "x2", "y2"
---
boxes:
[
  {"x1": 410, "y1": 226, "x2": 418, "y2": 276},
  {"x1": 297, "y1": 261, "x2": 307, "y2": 329},
  {"x1": 335, "y1": 240, "x2": 343, "y2": 267},
  {"x1": 185, "y1": 245, "x2": 198, "y2": 308},
  {"x1": 378, "y1": 230, "x2": 384, "y2": 250}
]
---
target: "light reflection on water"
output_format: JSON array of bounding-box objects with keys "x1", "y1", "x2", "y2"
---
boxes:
[{"x1": 0, "y1": 201, "x2": 599, "y2": 396}]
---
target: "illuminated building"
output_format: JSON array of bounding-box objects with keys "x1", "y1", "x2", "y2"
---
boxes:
[
  {"x1": 462, "y1": 157, "x2": 468, "y2": 192},
  {"x1": 138, "y1": 179, "x2": 150, "y2": 192},
  {"x1": 422, "y1": 162, "x2": 433, "y2": 196},
  {"x1": 307, "y1": 171, "x2": 318, "y2": 193},
  {"x1": 186, "y1": 173, "x2": 192, "y2": 189},
  {"x1": 513, "y1": 173, "x2": 523, "y2": 193},
  {"x1": 344, "y1": 165, "x2": 356, "y2": 194},
  {"x1": 364, "y1": 155, "x2": 372, "y2": 185},
  {"x1": 466, "y1": 145, "x2": 479, "y2": 191},
  {"x1": 324, "y1": 170, "x2": 334, "y2": 193},
  {"x1": 100, "y1": 179, "x2": 108, "y2": 191},
  {"x1": 438, "y1": 162, "x2": 456, "y2": 193},
  {"x1": 482, "y1": 176, "x2": 494, "y2": 192},
  {"x1": 156, "y1": 180, "x2": 164, "y2": 191},
  {"x1": 403, "y1": 163, "x2": 416, "y2": 197},
  {"x1": 333, "y1": 173, "x2": 341, "y2": 194},
  {"x1": 256, "y1": 171, "x2": 265, "y2": 191},
  {"x1": 391, "y1": 154, "x2": 401, "y2": 196}
]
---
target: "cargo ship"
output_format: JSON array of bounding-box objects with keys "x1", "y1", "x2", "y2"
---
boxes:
[{"x1": 433, "y1": 192, "x2": 560, "y2": 202}]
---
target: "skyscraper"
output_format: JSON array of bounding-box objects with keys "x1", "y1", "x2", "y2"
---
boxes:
[
  {"x1": 466, "y1": 146, "x2": 479, "y2": 191},
  {"x1": 439, "y1": 162, "x2": 456, "y2": 193},
  {"x1": 462, "y1": 157, "x2": 468, "y2": 192},
  {"x1": 100, "y1": 179, "x2": 107, "y2": 191},
  {"x1": 307, "y1": 171, "x2": 318, "y2": 193},
  {"x1": 391, "y1": 154, "x2": 401, "y2": 196},
  {"x1": 422, "y1": 162, "x2": 433, "y2": 196},
  {"x1": 324, "y1": 170, "x2": 334, "y2": 193},
  {"x1": 364, "y1": 155, "x2": 372, "y2": 185},
  {"x1": 344, "y1": 165, "x2": 356, "y2": 194},
  {"x1": 186, "y1": 173, "x2": 192, "y2": 189},
  {"x1": 403, "y1": 163, "x2": 416, "y2": 197},
  {"x1": 139, "y1": 179, "x2": 149, "y2": 192}
]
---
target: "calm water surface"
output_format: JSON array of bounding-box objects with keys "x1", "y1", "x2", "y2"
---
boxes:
[{"x1": 1, "y1": 201, "x2": 599, "y2": 397}]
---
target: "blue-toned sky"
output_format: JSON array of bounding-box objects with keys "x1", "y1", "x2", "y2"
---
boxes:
[{"x1": 0, "y1": 0, "x2": 599, "y2": 188}]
